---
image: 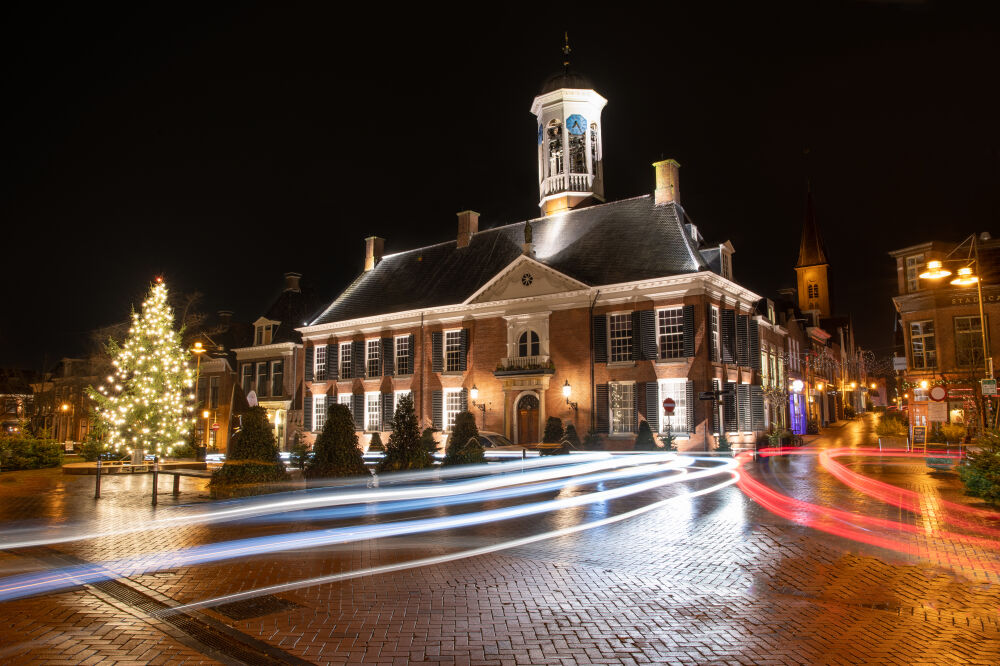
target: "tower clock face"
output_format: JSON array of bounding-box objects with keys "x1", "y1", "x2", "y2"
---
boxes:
[
  {"x1": 566, "y1": 114, "x2": 587, "y2": 135},
  {"x1": 537, "y1": 124, "x2": 543, "y2": 145}
]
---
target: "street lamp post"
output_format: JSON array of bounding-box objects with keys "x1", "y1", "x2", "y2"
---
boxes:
[{"x1": 191, "y1": 341, "x2": 207, "y2": 460}]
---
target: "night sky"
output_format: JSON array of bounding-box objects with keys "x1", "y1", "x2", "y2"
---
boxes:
[{"x1": 2, "y1": 2, "x2": 997, "y2": 371}]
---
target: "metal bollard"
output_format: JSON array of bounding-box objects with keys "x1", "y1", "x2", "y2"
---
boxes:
[
  {"x1": 95, "y1": 458, "x2": 102, "y2": 499},
  {"x1": 151, "y1": 456, "x2": 159, "y2": 507}
]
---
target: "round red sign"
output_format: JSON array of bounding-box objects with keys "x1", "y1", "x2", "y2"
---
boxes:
[
  {"x1": 211, "y1": 422, "x2": 220, "y2": 431},
  {"x1": 663, "y1": 397, "x2": 676, "y2": 415},
  {"x1": 929, "y1": 386, "x2": 947, "y2": 402}
]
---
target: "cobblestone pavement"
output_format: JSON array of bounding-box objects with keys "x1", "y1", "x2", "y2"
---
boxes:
[{"x1": 2, "y1": 416, "x2": 1000, "y2": 664}]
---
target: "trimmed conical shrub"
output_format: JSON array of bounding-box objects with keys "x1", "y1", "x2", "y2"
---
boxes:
[
  {"x1": 543, "y1": 416, "x2": 564, "y2": 444},
  {"x1": 634, "y1": 420, "x2": 659, "y2": 450},
  {"x1": 443, "y1": 411, "x2": 486, "y2": 466},
  {"x1": 305, "y1": 403, "x2": 368, "y2": 478},
  {"x1": 378, "y1": 394, "x2": 433, "y2": 472},
  {"x1": 211, "y1": 406, "x2": 288, "y2": 489},
  {"x1": 563, "y1": 423, "x2": 581, "y2": 448},
  {"x1": 367, "y1": 431, "x2": 385, "y2": 452}
]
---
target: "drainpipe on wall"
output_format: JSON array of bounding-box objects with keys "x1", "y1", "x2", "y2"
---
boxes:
[
  {"x1": 419, "y1": 311, "x2": 425, "y2": 427},
  {"x1": 589, "y1": 289, "x2": 601, "y2": 433}
]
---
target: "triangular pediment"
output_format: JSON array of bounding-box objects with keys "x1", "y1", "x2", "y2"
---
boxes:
[{"x1": 465, "y1": 255, "x2": 589, "y2": 304}]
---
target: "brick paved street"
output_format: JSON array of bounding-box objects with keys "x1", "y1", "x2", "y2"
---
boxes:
[{"x1": 3, "y1": 415, "x2": 1000, "y2": 664}]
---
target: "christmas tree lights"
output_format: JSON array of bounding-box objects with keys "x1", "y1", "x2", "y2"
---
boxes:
[{"x1": 88, "y1": 278, "x2": 195, "y2": 458}]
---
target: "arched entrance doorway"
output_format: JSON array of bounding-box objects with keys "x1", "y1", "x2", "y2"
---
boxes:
[{"x1": 516, "y1": 393, "x2": 540, "y2": 444}]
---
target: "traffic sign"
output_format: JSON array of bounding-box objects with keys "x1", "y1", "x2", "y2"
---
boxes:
[
  {"x1": 929, "y1": 386, "x2": 946, "y2": 402},
  {"x1": 663, "y1": 397, "x2": 676, "y2": 415},
  {"x1": 982, "y1": 379, "x2": 997, "y2": 396},
  {"x1": 699, "y1": 391, "x2": 716, "y2": 401},
  {"x1": 211, "y1": 422, "x2": 220, "y2": 431}
]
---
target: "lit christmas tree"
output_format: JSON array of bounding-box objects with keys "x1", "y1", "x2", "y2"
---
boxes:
[{"x1": 88, "y1": 277, "x2": 195, "y2": 460}]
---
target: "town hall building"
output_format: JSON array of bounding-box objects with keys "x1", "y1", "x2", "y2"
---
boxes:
[{"x1": 298, "y1": 59, "x2": 766, "y2": 451}]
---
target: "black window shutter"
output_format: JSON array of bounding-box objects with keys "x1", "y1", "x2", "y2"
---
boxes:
[
  {"x1": 460, "y1": 387, "x2": 468, "y2": 412},
  {"x1": 304, "y1": 392, "x2": 313, "y2": 431},
  {"x1": 382, "y1": 337, "x2": 394, "y2": 376},
  {"x1": 353, "y1": 340, "x2": 366, "y2": 378},
  {"x1": 352, "y1": 393, "x2": 365, "y2": 430},
  {"x1": 723, "y1": 381, "x2": 738, "y2": 433},
  {"x1": 686, "y1": 381, "x2": 695, "y2": 434},
  {"x1": 645, "y1": 381, "x2": 659, "y2": 432},
  {"x1": 682, "y1": 304, "x2": 696, "y2": 357},
  {"x1": 304, "y1": 346, "x2": 314, "y2": 382},
  {"x1": 707, "y1": 305, "x2": 718, "y2": 362},
  {"x1": 640, "y1": 310, "x2": 657, "y2": 360},
  {"x1": 631, "y1": 311, "x2": 642, "y2": 361},
  {"x1": 593, "y1": 315, "x2": 608, "y2": 363},
  {"x1": 382, "y1": 391, "x2": 393, "y2": 430},
  {"x1": 595, "y1": 384, "x2": 609, "y2": 433},
  {"x1": 721, "y1": 309, "x2": 736, "y2": 364},
  {"x1": 459, "y1": 329, "x2": 468, "y2": 371},
  {"x1": 711, "y1": 379, "x2": 721, "y2": 434},
  {"x1": 327, "y1": 344, "x2": 338, "y2": 381},
  {"x1": 749, "y1": 323, "x2": 761, "y2": 371},
  {"x1": 432, "y1": 390, "x2": 443, "y2": 430},
  {"x1": 632, "y1": 386, "x2": 639, "y2": 432},
  {"x1": 432, "y1": 332, "x2": 443, "y2": 372},
  {"x1": 737, "y1": 315, "x2": 750, "y2": 367},
  {"x1": 738, "y1": 384, "x2": 751, "y2": 431},
  {"x1": 407, "y1": 334, "x2": 415, "y2": 375},
  {"x1": 751, "y1": 385, "x2": 765, "y2": 431}
]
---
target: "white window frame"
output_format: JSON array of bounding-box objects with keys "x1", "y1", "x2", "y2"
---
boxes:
[
  {"x1": 444, "y1": 329, "x2": 462, "y2": 372},
  {"x1": 393, "y1": 390, "x2": 412, "y2": 417},
  {"x1": 711, "y1": 305, "x2": 720, "y2": 362},
  {"x1": 609, "y1": 381, "x2": 635, "y2": 434},
  {"x1": 656, "y1": 307, "x2": 684, "y2": 360},
  {"x1": 271, "y1": 360, "x2": 283, "y2": 396},
  {"x1": 313, "y1": 395, "x2": 327, "y2": 432},
  {"x1": 339, "y1": 342, "x2": 352, "y2": 379},
  {"x1": 394, "y1": 335, "x2": 411, "y2": 375},
  {"x1": 608, "y1": 313, "x2": 633, "y2": 363},
  {"x1": 366, "y1": 339, "x2": 381, "y2": 378},
  {"x1": 256, "y1": 361, "x2": 268, "y2": 397},
  {"x1": 444, "y1": 387, "x2": 463, "y2": 432},
  {"x1": 657, "y1": 379, "x2": 689, "y2": 438},
  {"x1": 314, "y1": 345, "x2": 326, "y2": 381},
  {"x1": 338, "y1": 392, "x2": 352, "y2": 420},
  {"x1": 241, "y1": 364, "x2": 253, "y2": 394},
  {"x1": 365, "y1": 391, "x2": 381, "y2": 432},
  {"x1": 906, "y1": 254, "x2": 924, "y2": 293}
]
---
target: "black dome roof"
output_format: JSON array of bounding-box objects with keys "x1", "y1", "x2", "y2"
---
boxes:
[{"x1": 539, "y1": 68, "x2": 594, "y2": 95}]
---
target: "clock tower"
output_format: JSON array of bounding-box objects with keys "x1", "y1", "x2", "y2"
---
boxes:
[{"x1": 531, "y1": 36, "x2": 607, "y2": 216}]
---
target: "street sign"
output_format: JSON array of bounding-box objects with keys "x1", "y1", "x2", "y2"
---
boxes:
[
  {"x1": 928, "y1": 401, "x2": 947, "y2": 422},
  {"x1": 662, "y1": 397, "x2": 676, "y2": 415},
  {"x1": 211, "y1": 422, "x2": 220, "y2": 431},
  {"x1": 982, "y1": 379, "x2": 997, "y2": 396},
  {"x1": 698, "y1": 389, "x2": 735, "y2": 401},
  {"x1": 247, "y1": 390, "x2": 258, "y2": 407},
  {"x1": 698, "y1": 391, "x2": 716, "y2": 401},
  {"x1": 929, "y1": 386, "x2": 946, "y2": 402},
  {"x1": 892, "y1": 357, "x2": 907, "y2": 371}
]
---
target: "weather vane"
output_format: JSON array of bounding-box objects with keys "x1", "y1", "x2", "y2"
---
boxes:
[{"x1": 562, "y1": 31, "x2": 571, "y2": 69}]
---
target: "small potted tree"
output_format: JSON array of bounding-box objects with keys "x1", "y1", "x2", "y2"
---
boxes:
[{"x1": 876, "y1": 413, "x2": 908, "y2": 450}]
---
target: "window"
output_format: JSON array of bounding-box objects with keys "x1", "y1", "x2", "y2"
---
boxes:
[
  {"x1": 609, "y1": 314, "x2": 632, "y2": 363},
  {"x1": 767, "y1": 303, "x2": 776, "y2": 325},
  {"x1": 609, "y1": 382, "x2": 634, "y2": 434},
  {"x1": 954, "y1": 316, "x2": 985, "y2": 368},
  {"x1": 547, "y1": 120, "x2": 563, "y2": 176},
  {"x1": 395, "y1": 335, "x2": 411, "y2": 375},
  {"x1": 710, "y1": 306, "x2": 721, "y2": 361},
  {"x1": 197, "y1": 378, "x2": 207, "y2": 406},
  {"x1": 314, "y1": 346, "x2": 326, "y2": 381},
  {"x1": 444, "y1": 388, "x2": 463, "y2": 431},
  {"x1": 338, "y1": 392, "x2": 352, "y2": 412},
  {"x1": 906, "y1": 254, "x2": 924, "y2": 293},
  {"x1": 210, "y1": 376, "x2": 219, "y2": 409},
  {"x1": 366, "y1": 339, "x2": 381, "y2": 378},
  {"x1": 313, "y1": 395, "x2": 327, "y2": 432},
  {"x1": 769, "y1": 353, "x2": 778, "y2": 389},
  {"x1": 366, "y1": 392, "x2": 381, "y2": 431},
  {"x1": 256, "y1": 362, "x2": 268, "y2": 397},
  {"x1": 589, "y1": 123, "x2": 598, "y2": 172},
  {"x1": 339, "y1": 343, "x2": 352, "y2": 379},
  {"x1": 271, "y1": 360, "x2": 283, "y2": 396},
  {"x1": 760, "y1": 351, "x2": 769, "y2": 386},
  {"x1": 807, "y1": 283, "x2": 819, "y2": 299},
  {"x1": 445, "y1": 330, "x2": 462, "y2": 372},
  {"x1": 255, "y1": 324, "x2": 273, "y2": 346},
  {"x1": 910, "y1": 320, "x2": 937, "y2": 369},
  {"x1": 241, "y1": 364, "x2": 253, "y2": 394},
  {"x1": 518, "y1": 330, "x2": 540, "y2": 357},
  {"x1": 569, "y1": 130, "x2": 586, "y2": 173},
  {"x1": 721, "y1": 253, "x2": 732, "y2": 280},
  {"x1": 657, "y1": 380, "x2": 688, "y2": 435},
  {"x1": 657, "y1": 308, "x2": 684, "y2": 359}
]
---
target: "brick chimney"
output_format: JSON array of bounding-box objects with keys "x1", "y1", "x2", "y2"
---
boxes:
[
  {"x1": 217, "y1": 310, "x2": 233, "y2": 326},
  {"x1": 456, "y1": 210, "x2": 479, "y2": 248},
  {"x1": 283, "y1": 272, "x2": 302, "y2": 292},
  {"x1": 653, "y1": 159, "x2": 681, "y2": 205},
  {"x1": 364, "y1": 236, "x2": 385, "y2": 271}
]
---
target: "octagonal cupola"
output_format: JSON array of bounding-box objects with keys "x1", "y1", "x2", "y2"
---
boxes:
[{"x1": 531, "y1": 35, "x2": 607, "y2": 216}]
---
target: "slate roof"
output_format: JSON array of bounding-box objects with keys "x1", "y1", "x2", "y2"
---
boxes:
[
  {"x1": 796, "y1": 189, "x2": 829, "y2": 268},
  {"x1": 263, "y1": 287, "x2": 321, "y2": 344},
  {"x1": 312, "y1": 196, "x2": 709, "y2": 325},
  {"x1": 539, "y1": 68, "x2": 594, "y2": 95}
]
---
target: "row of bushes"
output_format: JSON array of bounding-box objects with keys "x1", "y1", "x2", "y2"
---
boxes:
[{"x1": 0, "y1": 437, "x2": 63, "y2": 470}]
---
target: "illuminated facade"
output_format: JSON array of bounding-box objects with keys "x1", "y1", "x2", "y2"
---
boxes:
[{"x1": 299, "y1": 63, "x2": 771, "y2": 452}]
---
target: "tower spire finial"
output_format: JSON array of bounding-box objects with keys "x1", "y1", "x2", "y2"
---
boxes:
[{"x1": 562, "y1": 31, "x2": 571, "y2": 70}]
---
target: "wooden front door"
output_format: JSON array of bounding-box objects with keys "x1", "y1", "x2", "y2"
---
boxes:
[{"x1": 517, "y1": 394, "x2": 539, "y2": 444}]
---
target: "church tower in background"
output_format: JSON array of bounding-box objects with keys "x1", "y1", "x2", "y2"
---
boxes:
[
  {"x1": 531, "y1": 35, "x2": 606, "y2": 216},
  {"x1": 795, "y1": 185, "x2": 831, "y2": 318}
]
